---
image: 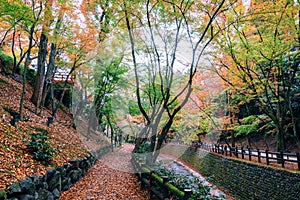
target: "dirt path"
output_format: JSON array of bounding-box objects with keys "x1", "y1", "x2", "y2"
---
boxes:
[{"x1": 60, "y1": 144, "x2": 148, "y2": 200}]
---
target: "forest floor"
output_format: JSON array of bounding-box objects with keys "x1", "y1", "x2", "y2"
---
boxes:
[
  {"x1": 60, "y1": 144, "x2": 148, "y2": 200},
  {"x1": 0, "y1": 74, "x2": 89, "y2": 190}
]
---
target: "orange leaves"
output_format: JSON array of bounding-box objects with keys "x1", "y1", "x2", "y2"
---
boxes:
[
  {"x1": 0, "y1": 73, "x2": 88, "y2": 190},
  {"x1": 60, "y1": 145, "x2": 149, "y2": 200}
]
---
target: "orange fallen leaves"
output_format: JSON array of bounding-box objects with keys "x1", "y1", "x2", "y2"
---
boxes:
[
  {"x1": 0, "y1": 74, "x2": 88, "y2": 190},
  {"x1": 60, "y1": 145, "x2": 149, "y2": 200}
]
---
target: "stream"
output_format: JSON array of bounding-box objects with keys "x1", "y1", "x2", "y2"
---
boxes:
[{"x1": 158, "y1": 156, "x2": 226, "y2": 198}]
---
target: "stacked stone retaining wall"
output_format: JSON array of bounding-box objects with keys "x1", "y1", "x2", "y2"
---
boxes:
[
  {"x1": 161, "y1": 144, "x2": 300, "y2": 200},
  {"x1": 0, "y1": 146, "x2": 111, "y2": 200},
  {"x1": 179, "y1": 147, "x2": 300, "y2": 200}
]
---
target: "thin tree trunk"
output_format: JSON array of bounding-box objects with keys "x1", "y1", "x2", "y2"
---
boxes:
[
  {"x1": 11, "y1": 26, "x2": 17, "y2": 74},
  {"x1": 19, "y1": 25, "x2": 35, "y2": 120},
  {"x1": 52, "y1": 67, "x2": 75, "y2": 117},
  {"x1": 288, "y1": 94, "x2": 298, "y2": 138},
  {"x1": 277, "y1": 129, "x2": 285, "y2": 163},
  {"x1": 152, "y1": 86, "x2": 194, "y2": 162},
  {"x1": 50, "y1": 79, "x2": 55, "y2": 114},
  {"x1": 106, "y1": 113, "x2": 114, "y2": 151}
]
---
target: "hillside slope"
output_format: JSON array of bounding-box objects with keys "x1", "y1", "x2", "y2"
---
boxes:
[{"x1": 0, "y1": 74, "x2": 88, "y2": 190}]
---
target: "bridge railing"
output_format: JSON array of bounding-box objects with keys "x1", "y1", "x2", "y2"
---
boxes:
[{"x1": 53, "y1": 73, "x2": 75, "y2": 82}]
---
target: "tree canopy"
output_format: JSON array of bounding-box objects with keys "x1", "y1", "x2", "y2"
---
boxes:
[{"x1": 0, "y1": 0, "x2": 299, "y2": 161}]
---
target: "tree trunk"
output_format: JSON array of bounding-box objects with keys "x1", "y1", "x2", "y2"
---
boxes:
[
  {"x1": 52, "y1": 67, "x2": 75, "y2": 117},
  {"x1": 41, "y1": 15, "x2": 63, "y2": 107},
  {"x1": 231, "y1": 130, "x2": 235, "y2": 147},
  {"x1": 31, "y1": 32, "x2": 48, "y2": 113},
  {"x1": 276, "y1": 126, "x2": 285, "y2": 164},
  {"x1": 151, "y1": 118, "x2": 174, "y2": 163},
  {"x1": 41, "y1": 43, "x2": 57, "y2": 107},
  {"x1": 19, "y1": 25, "x2": 35, "y2": 120},
  {"x1": 11, "y1": 26, "x2": 17, "y2": 75},
  {"x1": 132, "y1": 125, "x2": 150, "y2": 152},
  {"x1": 50, "y1": 79, "x2": 55, "y2": 114},
  {"x1": 106, "y1": 113, "x2": 114, "y2": 151}
]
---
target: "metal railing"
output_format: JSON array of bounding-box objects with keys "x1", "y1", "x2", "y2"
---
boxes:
[{"x1": 197, "y1": 143, "x2": 300, "y2": 170}]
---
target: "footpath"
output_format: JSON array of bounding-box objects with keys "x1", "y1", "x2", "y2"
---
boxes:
[{"x1": 59, "y1": 144, "x2": 148, "y2": 200}]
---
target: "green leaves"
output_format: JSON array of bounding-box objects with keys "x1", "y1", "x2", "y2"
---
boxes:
[
  {"x1": 26, "y1": 128, "x2": 57, "y2": 163},
  {"x1": 0, "y1": 0, "x2": 33, "y2": 25},
  {"x1": 153, "y1": 165, "x2": 222, "y2": 199}
]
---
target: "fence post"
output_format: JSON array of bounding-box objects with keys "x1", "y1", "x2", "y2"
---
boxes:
[
  {"x1": 140, "y1": 172, "x2": 146, "y2": 190},
  {"x1": 281, "y1": 152, "x2": 285, "y2": 168},
  {"x1": 248, "y1": 148, "x2": 251, "y2": 161},
  {"x1": 266, "y1": 150, "x2": 269, "y2": 165},
  {"x1": 225, "y1": 146, "x2": 228, "y2": 156},
  {"x1": 297, "y1": 153, "x2": 300, "y2": 171},
  {"x1": 241, "y1": 147, "x2": 244, "y2": 159},
  {"x1": 162, "y1": 176, "x2": 169, "y2": 199},
  {"x1": 229, "y1": 147, "x2": 232, "y2": 157},
  {"x1": 221, "y1": 145, "x2": 224, "y2": 155},
  {"x1": 235, "y1": 146, "x2": 238, "y2": 158},
  {"x1": 149, "y1": 172, "x2": 155, "y2": 199},
  {"x1": 257, "y1": 149, "x2": 261, "y2": 163},
  {"x1": 184, "y1": 189, "x2": 192, "y2": 200}
]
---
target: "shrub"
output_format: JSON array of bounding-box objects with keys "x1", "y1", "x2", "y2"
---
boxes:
[
  {"x1": 135, "y1": 142, "x2": 151, "y2": 153},
  {"x1": 0, "y1": 51, "x2": 14, "y2": 74},
  {"x1": 153, "y1": 165, "x2": 225, "y2": 200},
  {"x1": 27, "y1": 130, "x2": 56, "y2": 163},
  {"x1": 128, "y1": 100, "x2": 141, "y2": 115},
  {"x1": 0, "y1": 77, "x2": 9, "y2": 85}
]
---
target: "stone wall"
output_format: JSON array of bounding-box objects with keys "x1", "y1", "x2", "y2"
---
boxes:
[
  {"x1": 0, "y1": 146, "x2": 111, "y2": 200},
  {"x1": 179, "y1": 147, "x2": 300, "y2": 200}
]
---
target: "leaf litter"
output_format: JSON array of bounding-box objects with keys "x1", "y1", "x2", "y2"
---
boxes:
[{"x1": 60, "y1": 144, "x2": 148, "y2": 200}]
